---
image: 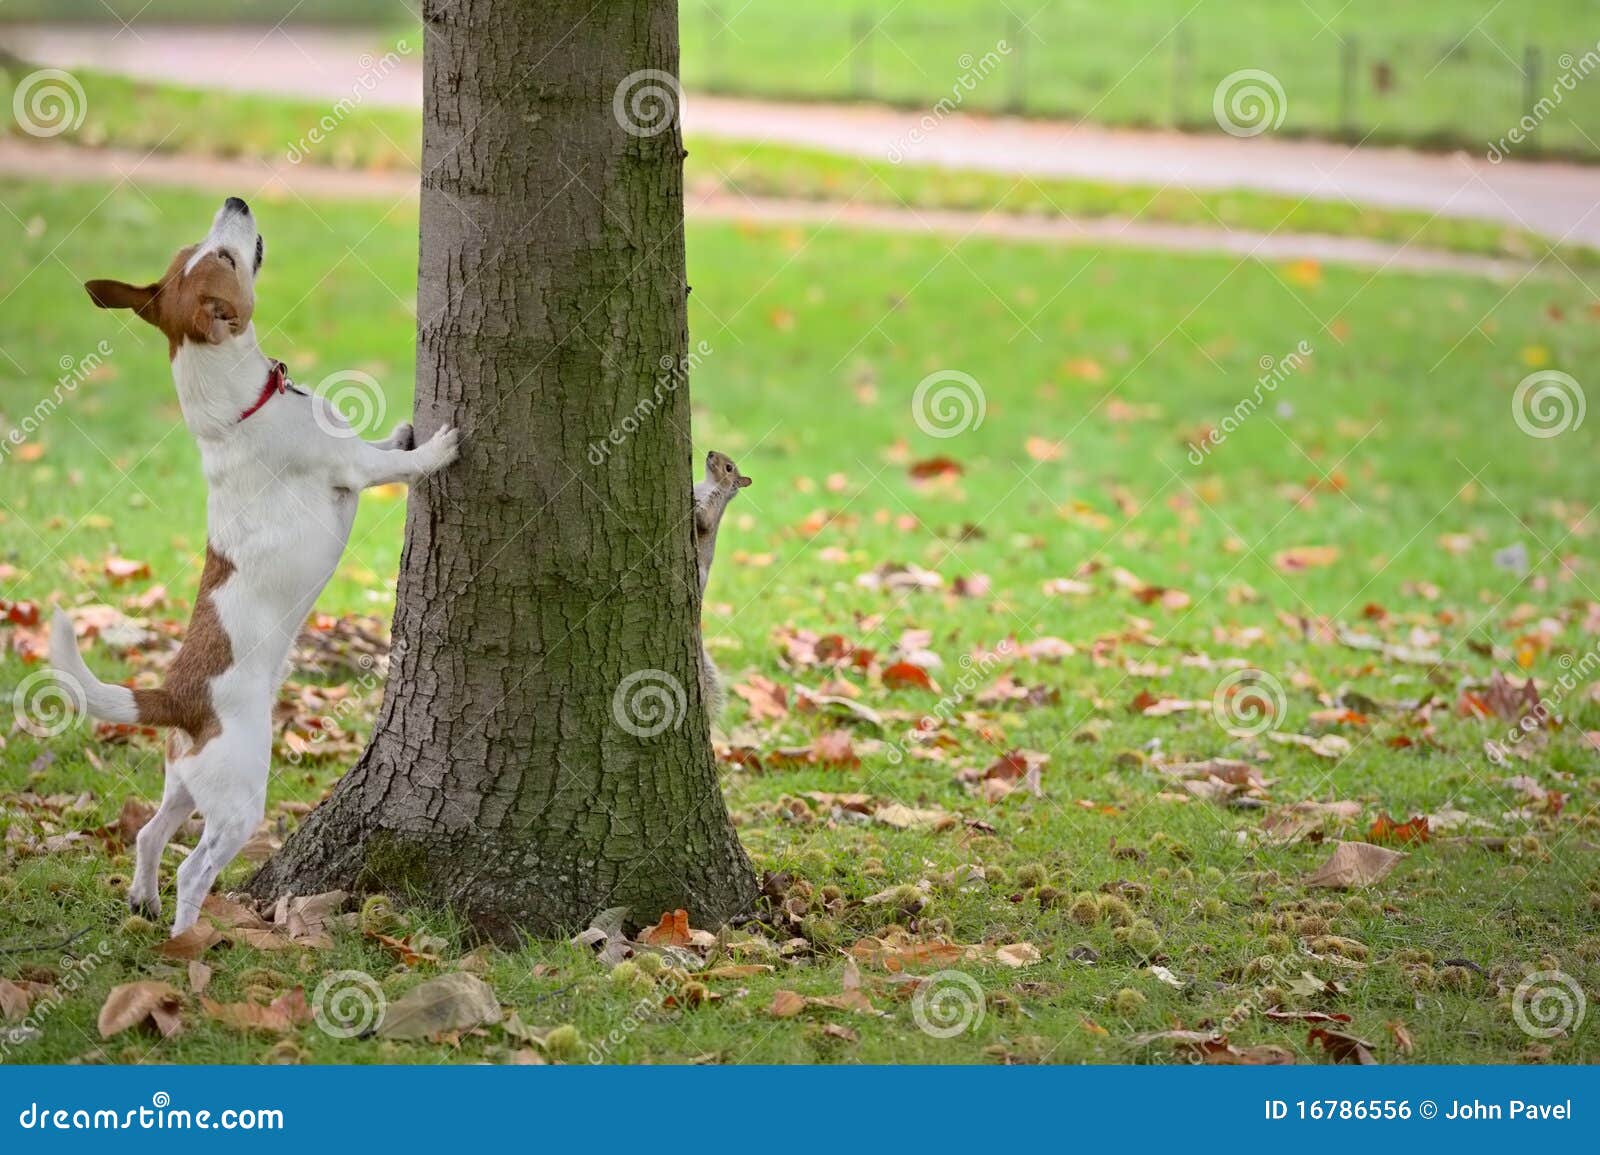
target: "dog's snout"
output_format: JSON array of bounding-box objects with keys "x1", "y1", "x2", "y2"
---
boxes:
[{"x1": 224, "y1": 196, "x2": 251, "y2": 215}]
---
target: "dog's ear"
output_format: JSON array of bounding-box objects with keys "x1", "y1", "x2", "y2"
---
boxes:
[
  {"x1": 85, "y1": 279, "x2": 158, "y2": 314},
  {"x1": 191, "y1": 296, "x2": 237, "y2": 345}
]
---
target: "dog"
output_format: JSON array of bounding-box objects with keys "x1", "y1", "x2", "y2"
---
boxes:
[{"x1": 49, "y1": 196, "x2": 460, "y2": 935}]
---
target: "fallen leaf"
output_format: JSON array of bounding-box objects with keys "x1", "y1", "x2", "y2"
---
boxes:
[
  {"x1": 98, "y1": 981, "x2": 184, "y2": 1039},
  {"x1": 638, "y1": 909, "x2": 694, "y2": 947},
  {"x1": 1303, "y1": 841, "x2": 1405, "y2": 889},
  {"x1": 377, "y1": 972, "x2": 501, "y2": 1040}
]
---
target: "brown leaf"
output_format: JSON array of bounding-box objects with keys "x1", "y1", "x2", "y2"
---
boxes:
[
  {"x1": 377, "y1": 972, "x2": 501, "y2": 1040},
  {"x1": 202, "y1": 988, "x2": 312, "y2": 1034},
  {"x1": 732, "y1": 674, "x2": 789, "y2": 721},
  {"x1": 995, "y1": 942, "x2": 1042, "y2": 968},
  {"x1": 1303, "y1": 841, "x2": 1405, "y2": 889},
  {"x1": 1367, "y1": 813, "x2": 1430, "y2": 845},
  {"x1": 98, "y1": 981, "x2": 184, "y2": 1039},
  {"x1": 882, "y1": 661, "x2": 935, "y2": 691},
  {"x1": 1308, "y1": 1026, "x2": 1378, "y2": 1064},
  {"x1": 157, "y1": 922, "x2": 223, "y2": 960},
  {"x1": 638, "y1": 909, "x2": 693, "y2": 947},
  {"x1": 768, "y1": 989, "x2": 807, "y2": 1018},
  {"x1": 1273, "y1": 545, "x2": 1340, "y2": 572}
]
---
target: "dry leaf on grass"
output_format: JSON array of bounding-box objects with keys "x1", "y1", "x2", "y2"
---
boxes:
[
  {"x1": 202, "y1": 988, "x2": 312, "y2": 1035},
  {"x1": 98, "y1": 981, "x2": 184, "y2": 1039},
  {"x1": 995, "y1": 942, "x2": 1042, "y2": 967},
  {"x1": 1304, "y1": 841, "x2": 1405, "y2": 889},
  {"x1": 157, "y1": 922, "x2": 222, "y2": 960},
  {"x1": 377, "y1": 972, "x2": 501, "y2": 1040}
]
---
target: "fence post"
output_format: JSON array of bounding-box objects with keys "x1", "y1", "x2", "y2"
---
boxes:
[
  {"x1": 852, "y1": 11, "x2": 873, "y2": 101},
  {"x1": 1523, "y1": 44, "x2": 1542, "y2": 154},
  {"x1": 1339, "y1": 36, "x2": 1359, "y2": 135},
  {"x1": 1007, "y1": 11, "x2": 1026, "y2": 114},
  {"x1": 1169, "y1": 26, "x2": 1191, "y2": 127}
]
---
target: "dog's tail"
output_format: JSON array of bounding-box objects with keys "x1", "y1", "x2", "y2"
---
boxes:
[{"x1": 49, "y1": 609, "x2": 144, "y2": 724}]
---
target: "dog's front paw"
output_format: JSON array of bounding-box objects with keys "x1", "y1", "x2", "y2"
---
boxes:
[
  {"x1": 388, "y1": 421, "x2": 416, "y2": 451},
  {"x1": 420, "y1": 424, "x2": 461, "y2": 472}
]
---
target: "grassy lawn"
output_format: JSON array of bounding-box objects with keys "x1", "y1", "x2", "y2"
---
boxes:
[
  {"x1": 1, "y1": 65, "x2": 1587, "y2": 268},
  {"x1": 2, "y1": 176, "x2": 1599, "y2": 1064},
  {"x1": 8, "y1": 1, "x2": 1595, "y2": 155}
]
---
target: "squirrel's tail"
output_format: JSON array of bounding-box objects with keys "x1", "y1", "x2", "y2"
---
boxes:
[{"x1": 49, "y1": 609, "x2": 143, "y2": 724}]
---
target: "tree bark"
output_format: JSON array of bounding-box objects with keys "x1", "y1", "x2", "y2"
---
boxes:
[{"x1": 250, "y1": 0, "x2": 755, "y2": 941}]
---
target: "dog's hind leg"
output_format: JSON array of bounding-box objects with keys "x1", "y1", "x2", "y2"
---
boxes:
[
  {"x1": 171, "y1": 803, "x2": 261, "y2": 936},
  {"x1": 129, "y1": 772, "x2": 194, "y2": 920}
]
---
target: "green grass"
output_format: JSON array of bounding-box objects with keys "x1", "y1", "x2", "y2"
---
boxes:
[
  {"x1": 1, "y1": 65, "x2": 1586, "y2": 267},
  {"x1": 2, "y1": 176, "x2": 1599, "y2": 1065},
  {"x1": 4, "y1": 2, "x2": 1596, "y2": 155}
]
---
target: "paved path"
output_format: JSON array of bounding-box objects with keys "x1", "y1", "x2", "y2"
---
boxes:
[
  {"x1": 0, "y1": 138, "x2": 1534, "y2": 280},
  {"x1": 6, "y1": 23, "x2": 1600, "y2": 247}
]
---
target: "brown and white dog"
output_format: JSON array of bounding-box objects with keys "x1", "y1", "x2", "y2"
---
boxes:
[{"x1": 49, "y1": 197, "x2": 459, "y2": 934}]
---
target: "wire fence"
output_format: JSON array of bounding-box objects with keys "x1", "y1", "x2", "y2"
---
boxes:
[{"x1": 683, "y1": 6, "x2": 1600, "y2": 160}]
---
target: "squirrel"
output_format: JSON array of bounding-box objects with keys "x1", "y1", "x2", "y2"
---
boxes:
[{"x1": 692, "y1": 450, "x2": 751, "y2": 720}]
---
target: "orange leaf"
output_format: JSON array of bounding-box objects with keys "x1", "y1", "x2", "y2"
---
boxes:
[
  {"x1": 638, "y1": 909, "x2": 693, "y2": 947},
  {"x1": 882, "y1": 661, "x2": 933, "y2": 691}
]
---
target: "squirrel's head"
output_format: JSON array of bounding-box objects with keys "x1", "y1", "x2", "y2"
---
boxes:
[{"x1": 705, "y1": 450, "x2": 752, "y2": 490}]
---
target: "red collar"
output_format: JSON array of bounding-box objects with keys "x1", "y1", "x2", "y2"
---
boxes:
[{"x1": 238, "y1": 360, "x2": 288, "y2": 424}]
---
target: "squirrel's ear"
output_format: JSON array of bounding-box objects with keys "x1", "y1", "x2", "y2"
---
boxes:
[{"x1": 737, "y1": 475, "x2": 753, "y2": 488}]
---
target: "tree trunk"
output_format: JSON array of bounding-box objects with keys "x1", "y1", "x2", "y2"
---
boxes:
[{"x1": 250, "y1": 0, "x2": 756, "y2": 941}]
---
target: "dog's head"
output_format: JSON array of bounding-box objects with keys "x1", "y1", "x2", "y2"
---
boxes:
[{"x1": 84, "y1": 196, "x2": 265, "y2": 356}]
